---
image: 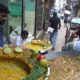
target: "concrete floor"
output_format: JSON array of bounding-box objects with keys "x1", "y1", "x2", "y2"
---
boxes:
[{"x1": 56, "y1": 20, "x2": 67, "y2": 51}]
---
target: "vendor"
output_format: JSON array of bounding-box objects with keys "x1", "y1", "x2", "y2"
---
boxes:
[
  {"x1": 15, "y1": 30, "x2": 29, "y2": 46},
  {"x1": 10, "y1": 30, "x2": 34, "y2": 47},
  {"x1": 9, "y1": 23, "x2": 34, "y2": 43},
  {"x1": 0, "y1": 4, "x2": 9, "y2": 47}
]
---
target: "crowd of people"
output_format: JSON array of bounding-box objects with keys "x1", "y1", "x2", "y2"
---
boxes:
[
  {"x1": 0, "y1": 3, "x2": 80, "y2": 52},
  {"x1": 0, "y1": 3, "x2": 34, "y2": 48},
  {"x1": 48, "y1": 9, "x2": 80, "y2": 52}
]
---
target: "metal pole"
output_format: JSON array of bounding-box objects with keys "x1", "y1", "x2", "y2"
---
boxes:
[
  {"x1": 34, "y1": 0, "x2": 37, "y2": 39},
  {"x1": 21, "y1": 0, "x2": 24, "y2": 31}
]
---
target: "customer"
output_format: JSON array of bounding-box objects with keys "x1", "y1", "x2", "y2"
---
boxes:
[
  {"x1": 49, "y1": 12, "x2": 61, "y2": 51},
  {"x1": 0, "y1": 3, "x2": 9, "y2": 47}
]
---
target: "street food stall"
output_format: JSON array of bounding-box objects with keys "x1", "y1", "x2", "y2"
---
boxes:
[
  {"x1": 0, "y1": 39, "x2": 52, "y2": 80},
  {"x1": 1, "y1": 0, "x2": 80, "y2": 80},
  {"x1": 0, "y1": 1, "x2": 51, "y2": 80},
  {"x1": 0, "y1": 1, "x2": 51, "y2": 79},
  {"x1": 2, "y1": 43, "x2": 79, "y2": 80}
]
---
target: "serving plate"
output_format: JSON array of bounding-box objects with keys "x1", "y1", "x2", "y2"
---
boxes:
[{"x1": 23, "y1": 40, "x2": 52, "y2": 53}]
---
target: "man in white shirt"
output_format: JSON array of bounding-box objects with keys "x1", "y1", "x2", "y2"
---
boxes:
[{"x1": 9, "y1": 30, "x2": 34, "y2": 47}]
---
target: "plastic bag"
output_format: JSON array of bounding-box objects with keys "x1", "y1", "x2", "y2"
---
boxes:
[{"x1": 47, "y1": 27, "x2": 54, "y2": 33}]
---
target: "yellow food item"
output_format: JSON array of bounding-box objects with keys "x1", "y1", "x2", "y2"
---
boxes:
[
  {"x1": 24, "y1": 40, "x2": 52, "y2": 51},
  {"x1": 24, "y1": 43, "x2": 44, "y2": 51},
  {"x1": 31, "y1": 40, "x2": 45, "y2": 46},
  {"x1": 28, "y1": 63, "x2": 33, "y2": 69},
  {"x1": 0, "y1": 58, "x2": 30, "y2": 80}
]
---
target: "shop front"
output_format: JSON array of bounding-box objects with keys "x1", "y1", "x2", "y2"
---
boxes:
[
  {"x1": 1, "y1": 1, "x2": 51, "y2": 48},
  {"x1": 0, "y1": 0, "x2": 48, "y2": 41},
  {"x1": 0, "y1": 1, "x2": 51, "y2": 80}
]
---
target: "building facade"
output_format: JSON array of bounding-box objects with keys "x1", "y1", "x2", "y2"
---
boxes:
[
  {"x1": 0, "y1": 0, "x2": 55, "y2": 40},
  {"x1": 66, "y1": 0, "x2": 80, "y2": 16}
]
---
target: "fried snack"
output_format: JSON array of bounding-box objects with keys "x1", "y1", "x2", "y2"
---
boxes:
[{"x1": 31, "y1": 40, "x2": 46, "y2": 46}]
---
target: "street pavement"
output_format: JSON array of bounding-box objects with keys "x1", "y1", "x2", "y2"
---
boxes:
[{"x1": 55, "y1": 20, "x2": 67, "y2": 51}]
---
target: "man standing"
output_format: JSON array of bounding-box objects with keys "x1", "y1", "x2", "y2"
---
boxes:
[
  {"x1": 0, "y1": 3, "x2": 9, "y2": 47},
  {"x1": 49, "y1": 12, "x2": 61, "y2": 51}
]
